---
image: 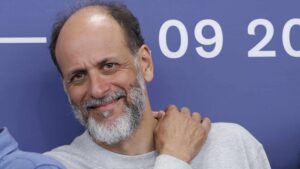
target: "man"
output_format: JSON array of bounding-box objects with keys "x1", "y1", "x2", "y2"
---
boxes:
[
  {"x1": 44, "y1": 1, "x2": 271, "y2": 169},
  {"x1": 0, "y1": 109, "x2": 195, "y2": 169}
]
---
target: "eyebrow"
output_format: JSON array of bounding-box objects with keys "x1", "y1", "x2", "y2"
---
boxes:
[
  {"x1": 66, "y1": 57, "x2": 117, "y2": 78},
  {"x1": 97, "y1": 57, "x2": 123, "y2": 68},
  {"x1": 67, "y1": 69, "x2": 87, "y2": 80},
  {"x1": 97, "y1": 58, "x2": 110, "y2": 68}
]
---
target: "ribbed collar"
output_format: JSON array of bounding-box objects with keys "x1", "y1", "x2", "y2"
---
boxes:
[{"x1": 0, "y1": 127, "x2": 18, "y2": 159}]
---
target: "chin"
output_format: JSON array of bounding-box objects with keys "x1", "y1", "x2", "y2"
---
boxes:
[{"x1": 86, "y1": 111, "x2": 136, "y2": 145}]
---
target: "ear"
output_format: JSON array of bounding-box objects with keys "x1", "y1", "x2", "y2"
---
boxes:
[
  {"x1": 62, "y1": 80, "x2": 68, "y2": 93},
  {"x1": 138, "y1": 44, "x2": 154, "y2": 82}
]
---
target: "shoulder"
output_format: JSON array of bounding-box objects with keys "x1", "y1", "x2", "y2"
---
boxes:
[
  {"x1": 0, "y1": 150, "x2": 65, "y2": 169},
  {"x1": 190, "y1": 123, "x2": 270, "y2": 168},
  {"x1": 44, "y1": 144, "x2": 82, "y2": 162},
  {"x1": 208, "y1": 122, "x2": 263, "y2": 148},
  {"x1": 44, "y1": 144, "x2": 99, "y2": 169},
  {"x1": 210, "y1": 122, "x2": 252, "y2": 134},
  {"x1": 44, "y1": 131, "x2": 89, "y2": 161},
  {"x1": 43, "y1": 132, "x2": 91, "y2": 169}
]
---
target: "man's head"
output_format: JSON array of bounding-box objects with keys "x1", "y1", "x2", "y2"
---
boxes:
[
  {"x1": 50, "y1": 2, "x2": 154, "y2": 145},
  {"x1": 50, "y1": 1, "x2": 145, "y2": 75}
]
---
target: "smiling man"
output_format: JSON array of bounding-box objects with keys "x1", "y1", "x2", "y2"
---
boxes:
[{"x1": 44, "y1": 1, "x2": 271, "y2": 169}]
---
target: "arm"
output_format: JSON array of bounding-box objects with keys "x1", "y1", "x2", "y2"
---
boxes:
[
  {"x1": 1, "y1": 152, "x2": 66, "y2": 169},
  {"x1": 153, "y1": 105, "x2": 211, "y2": 169},
  {"x1": 0, "y1": 127, "x2": 65, "y2": 169}
]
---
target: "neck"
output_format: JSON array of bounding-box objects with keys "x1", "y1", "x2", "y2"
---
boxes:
[{"x1": 94, "y1": 98, "x2": 157, "y2": 155}]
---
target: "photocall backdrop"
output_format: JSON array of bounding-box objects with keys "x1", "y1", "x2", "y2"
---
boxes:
[{"x1": 0, "y1": 0, "x2": 299, "y2": 168}]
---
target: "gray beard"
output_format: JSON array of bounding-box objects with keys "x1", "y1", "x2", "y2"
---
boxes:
[
  {"x1": 86, "y1": 86, "x2": 145, "y2": 145},
  {"x1": 69, "y1": 68, "x2": 146, "y2": 145}
]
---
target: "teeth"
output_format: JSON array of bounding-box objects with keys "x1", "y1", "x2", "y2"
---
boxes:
[
  {"x1": 103, "y1": 100, "x2": 114, "y2": 106},
  {"x1": 88, "y1": 99, "x2": 117, "y2": 110},
  {"x1": 101, "y1": 111, "x2": 112, "y2": 118}
]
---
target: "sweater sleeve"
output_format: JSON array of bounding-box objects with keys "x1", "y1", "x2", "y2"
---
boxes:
[
  {"x1": 153, "y1": 154, "x2": 192, "y2": 169},
  {"x1": 249, "y1": 147, "x2": 271, "y2": 169}
]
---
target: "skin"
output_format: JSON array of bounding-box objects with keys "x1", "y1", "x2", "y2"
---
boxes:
[
  {"x1": 56, "y1": 7, "x2": 156, "y2": 155},
  {"x1": 154, "y1": 106, "x2": 211, "y2": 163},
  {"x1": 55, "y1": 6, "x2": 211, "y2": 162}
]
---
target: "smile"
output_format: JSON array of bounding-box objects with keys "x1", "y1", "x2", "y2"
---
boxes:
[{"x1": 83, "y1": 90, "x2": 127, "y2": 113}]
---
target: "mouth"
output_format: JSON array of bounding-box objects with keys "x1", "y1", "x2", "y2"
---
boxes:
[{"x1": 86, "y1": 95, "x2": 125, "y2": 115}]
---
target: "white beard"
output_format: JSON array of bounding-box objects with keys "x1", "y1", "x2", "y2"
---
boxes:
[
  {"x1": 69, "y1": 63, "x2": 146, "y2": 145},
  {"x1": 87, "y1": 106, "x2": 134, "y2": 145}
]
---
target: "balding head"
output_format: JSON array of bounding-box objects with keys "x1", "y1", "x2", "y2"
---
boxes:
[{"x1": 50, "y1": 2, "x2": 145, "y2": 75}]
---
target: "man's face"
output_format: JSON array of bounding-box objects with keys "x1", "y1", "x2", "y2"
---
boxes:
[{"x1": 55, "y1": 9, "x2": 148, "y2": 144}]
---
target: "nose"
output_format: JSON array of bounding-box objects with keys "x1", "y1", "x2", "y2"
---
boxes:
[{"x1": 87, "y1": 71, "x2": 110, "y2": 99}]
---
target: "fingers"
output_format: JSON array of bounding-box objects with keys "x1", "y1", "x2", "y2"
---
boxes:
[
  {"x1": 152, "y1": 111, "x2": 160, "y2": 119},
  {"x1": 163, "y1": 105, "x2": 211, "y2": 128},
  {"x1": 155, "y1": 105, "x2": 212, "y2": 163},
  {"x1": 180, "y1": 107, "x2": 191, "y2": 116},
  {"x1": 165, "y1": 105, "x2": 191, "y2": 116},
  {"x1": 152, "y1": 110, "x2": 165, "y2": 120},
  {"x1": 201, "y1": 117, "x2": 211, "y2": 132},
  {"x1": 165, "y1": 105, "x2": 205, "y2": 120},
  {"x1": 164, "y1": 105, "x2": 178, "y2": 115},
  {"x1": 191, "y1": 112, "x2": 201, "y2": 123}
]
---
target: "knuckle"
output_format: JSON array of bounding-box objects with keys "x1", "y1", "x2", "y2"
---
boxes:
[
  {"x1": 192, "y1": 112, "x2": 200, "y2": 118},
  {"x1": 207, "y1": 118, "x2": 212, "y2": 125},
  {"x1": 194, "y1": 111, "x2": 202, "y2": 116},
  {"x1": 167, "y1": 105, "x2": 178, "y2": 111},
  {"x1": 181, "y1": 106, "x2": 190, "y2": 112},
  {"x1": 204, "y1": 118, "x2": 212, "y2": 128}
]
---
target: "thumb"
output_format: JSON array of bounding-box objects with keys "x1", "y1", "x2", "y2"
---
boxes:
[{"x1": 152, "y1": 110, "x2": 165, "y2": 120}]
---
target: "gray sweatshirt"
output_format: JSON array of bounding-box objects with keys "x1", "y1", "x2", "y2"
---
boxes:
[{"x1": 45, "y1": 123, "x2": 271, "y2": 169}]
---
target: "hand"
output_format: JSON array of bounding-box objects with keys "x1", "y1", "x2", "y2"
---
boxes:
[{"x1": 153, "y1": 105, "x2": 211, "y2": 163}]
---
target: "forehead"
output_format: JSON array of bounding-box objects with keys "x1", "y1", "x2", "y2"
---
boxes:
[
  {"x1": 55, "y1": 6, "x2": 133, "y2": 74},
  {"x1": 57, "y1": 6, "x2": 128, "y2": 50}
]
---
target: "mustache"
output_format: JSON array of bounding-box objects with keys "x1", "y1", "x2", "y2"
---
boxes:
[{"x1": 82, "y1": 90, "x2": 127, "y2": 112}]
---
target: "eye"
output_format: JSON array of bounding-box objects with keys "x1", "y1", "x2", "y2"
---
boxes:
[
  {"x1": 69, "y1": 72, "x2": 86, "y2": 84},
  {"x1": 102, "y1": 63, "x2": 119, "y2": 73}
]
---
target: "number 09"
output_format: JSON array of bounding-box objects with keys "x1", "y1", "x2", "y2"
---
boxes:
[{"x1": 159, "y1": 19, "x2": 223, "y2": 59}]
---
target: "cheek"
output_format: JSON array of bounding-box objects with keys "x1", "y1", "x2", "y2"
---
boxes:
[
  {"x1": 113, "y1": 72, "x2": 141, "y2": 104},
  {"x1": 111, "y1": 71, "x2": 137, "y2": 91},
  {"x1": 112, "y1": 78, "x2": 135, "y2": 94},
  {"x1": 67, "y1": 86, "x2": 87, "y2": 106}
]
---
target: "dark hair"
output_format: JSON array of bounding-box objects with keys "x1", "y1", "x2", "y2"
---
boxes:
[{"x1": 49, "y1": 1, "x2": 145, "y2": 75}]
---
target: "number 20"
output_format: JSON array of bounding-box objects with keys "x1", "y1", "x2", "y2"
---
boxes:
[{"x1": 248, "y1": 18, "x2": 300, "y2": 57}]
